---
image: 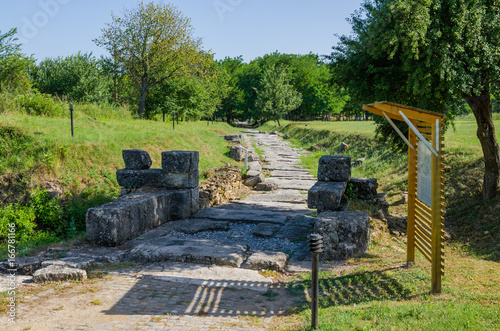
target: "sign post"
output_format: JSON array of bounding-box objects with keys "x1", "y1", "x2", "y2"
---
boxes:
[{"x1": 363, "y1": 101, "x2": 445, "y2": 293}]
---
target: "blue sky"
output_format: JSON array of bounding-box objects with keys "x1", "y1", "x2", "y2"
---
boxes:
[{"x1": 2, "y1": 0, "x2": 364, "y2": 62}]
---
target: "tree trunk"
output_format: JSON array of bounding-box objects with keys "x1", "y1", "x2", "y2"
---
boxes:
[
  {"x1": 463, "y1": 92, "x2": 500, "y2": 200},
  {"x1": 138, "y1": 78, "x2": 148, "y2": 119},
  {"x1": 277, "y1": 118, "x2": 281, "y2": 126}
]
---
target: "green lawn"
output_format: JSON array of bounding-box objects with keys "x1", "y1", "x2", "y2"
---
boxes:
[{"x1": 261, "y1": 117, "x2": 500, "y2": 331}]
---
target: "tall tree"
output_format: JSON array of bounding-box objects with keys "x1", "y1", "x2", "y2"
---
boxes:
[
  {"x1": 331, "y1": 0, "x2": 500, "y2": 200},
  {"x1": 254, "y1": 64, "x2": 302, "y2": 126},
  {"x1": 94, "y1": 1, "x2": 209, "y2": 118},
  {"x1": 0, "y1": 28, "x2": 33, "y2": 93}
]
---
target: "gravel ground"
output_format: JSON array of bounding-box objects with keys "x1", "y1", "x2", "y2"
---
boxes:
[{"x1": 167, "y1": 222, "x2": 302, "y2": 254}]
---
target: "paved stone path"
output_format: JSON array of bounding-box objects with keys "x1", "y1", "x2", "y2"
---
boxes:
[{"x1": 1, "y1": 130, "x2": 350, "y2": 330}]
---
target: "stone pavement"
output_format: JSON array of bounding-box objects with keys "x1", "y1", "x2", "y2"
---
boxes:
[{"x1": 1, "y1": 130, "x2": 351, "y2": 330}]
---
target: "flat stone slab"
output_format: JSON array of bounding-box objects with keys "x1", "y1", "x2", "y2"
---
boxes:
[
  {"x1": 263, "y1": 163, "x2": 307, "y2": 171},
  {"x1": 243, "y1": 191, "x2": 307, "y2": 204},
  {"x1": 218, "y1": 202, "x2": 311, "y2": 216},
  {"x1": 243, "y1": 251, "x2": 289, "y2": 272},
  {"x1": 229, "y1": 200, "x2": 309, "y2": 210},
  {"x1": 252, "y1": 223, "x2": 280, "y2": 238},
  {"x1": 168, "y1": 219, "x2": 230, "y2": 235},
  {"x1": 271, "y1": 170, "x2": 314, "y2": 178},
  {"x1": 0, "y1": 257, "x2": 44, "y2": 275},
  {"x1": 41, "y1": 257, "x2": 95, "y2": 270},
  {"x1": 265, "y1": 178, "x2": 316, "y2": 190},
  {"x1": 33, "y1": 265, "x2": 87, "y2": 283},
  {"x1": 129, "y1": 239, "x2": 247, "y2": 267},
  {"x1": 193, "y1": 208, "x2": 288, "y2": 225}
]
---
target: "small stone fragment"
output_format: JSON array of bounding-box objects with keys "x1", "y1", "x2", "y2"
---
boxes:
[
  {"x1": 244, "y1": 173, "x2": 265, "y2": 187},
  {"x1": 338, "y1": 142, "x2": 349, "y2": 154}
]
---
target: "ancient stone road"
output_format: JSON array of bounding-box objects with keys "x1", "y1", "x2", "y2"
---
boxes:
[{"x1": 1, "y1": 130, "x2": 347, "y2": 330}]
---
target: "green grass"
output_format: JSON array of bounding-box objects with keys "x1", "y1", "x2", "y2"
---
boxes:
[
  {"x1": 0, "y1": 111, "x2": 239, "y2": 258},
  {"x1": 260, "y1": 117, "x2": 500, "y2": 331}
]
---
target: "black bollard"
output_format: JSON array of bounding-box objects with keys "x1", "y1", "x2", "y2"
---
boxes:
[
  {"x1": 309, "y1": 233, "x2": 323, "y2": 329},
  {"x1": 69, "y1": 103, "x2": 74, "y2": 138}
]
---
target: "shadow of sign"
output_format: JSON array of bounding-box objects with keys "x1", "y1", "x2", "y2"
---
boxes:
[{"x1": 102, "y1": 274, "x2": 295, "y2": 318}]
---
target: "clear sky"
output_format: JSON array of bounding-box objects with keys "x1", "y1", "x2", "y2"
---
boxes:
[{"x1": 1, "y1": 0, "x2": 364, "y2": 62}]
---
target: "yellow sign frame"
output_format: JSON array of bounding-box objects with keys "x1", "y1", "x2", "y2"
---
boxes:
[{"x1": 363, "y1": 101, "x2": 445, "y2": 294}]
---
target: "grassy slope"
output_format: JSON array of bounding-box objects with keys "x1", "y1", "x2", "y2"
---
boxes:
[
  {"x1": 260, "y1": 118, "x2": 500, "y2": 330},
  {"x1": 0, "y1": 112, "x2": 239, "y2": 256}
]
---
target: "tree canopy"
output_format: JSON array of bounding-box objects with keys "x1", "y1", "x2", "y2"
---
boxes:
[
  {"x1": 0, "y1": 28, "x2": 33, "y2": 93},
  {"x1": 94, "y1": 1, "x2": 209, "y2": 118},
  {"x1": 331, "y1": 0, "x2": 500, "y2": 200}
]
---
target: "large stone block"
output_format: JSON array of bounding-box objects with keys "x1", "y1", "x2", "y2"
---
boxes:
[
  {"x1": 161, "y1": 151, "x2": 199, "y2": 174},
  {"x1": 317, "y1": 155, "x2": 351, "y2": 182},
  {"x1": 314, "y1": 211, "x2": 370, "y2": 261},
  {"x1": 86, "y1": 189, "x2": 196, "y2": 246},
  {"x1": 230, "y1": 145, "x2": 245, "y2": 161},
  {"x1": 308, "y1": 181, "x2": 347, "y2": 213},
  {"x1": 349, "y1": 177, "x2": 378, "y2": 200},
  {"x1": 122, "y1": 149, "x2": 152, "y2": 170},
  {"x1": 116, "y1": 169, "x2": 198, "y2": 189},
  {"x1": 33, "y1": 265, "x2": 87, "y2": 283}
]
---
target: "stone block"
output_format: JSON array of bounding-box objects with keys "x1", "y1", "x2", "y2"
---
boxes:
[
  {"x1": 116, "y1": 169, "x2": 198, "y2": 189},
  {"x1": 244, "y1": 173, "x2": 265, "y2": 187},
  {"x1": 308, "y1": 181, "x2": 346, "y2": 213},
  {"x1": 275, "y1": 215, "x2": 316, "y2": 241},
  {"x1": 348, "y1": 177, "x2": 378, "y2": 200},
  {"x1": 255, "y1": 182, "x2": 278, "y2": 191},
  {"x1": 338, "y1": 142, "x2": 349, "y2": 154},
  {"x1": 33, "y1": 265, "x2": 87, "y2": 283},
  {"x1": 246, "y1": 169, "x2": 261, "y2": 178},
  {"x1": 243, "y1": 251, "x2": 289, "y2": 271},
  {"x1": 86, "y1": 189, "x2": 196, "y2": 246},
  {"x1": 230, "y1": 145, "x2": 245, "y2": 161},
  {"x1": 314, "y1": 211, "x2": 370, "y2": 261},
  {"x1": 122, "y1": 149, "x2": 152, "y2": 170},
  {"x1": 248, "y1": 153, "x2": 259, "y2": 162},
  {"x1": 317, "y1": 155, "x2": 351, "y2": 182},
  {"x1": 223, "y1": 134, "x2": 240, "y2": 143},
  {"x1": 161, "y1": 151, "x2": 199, "y2": 174}
]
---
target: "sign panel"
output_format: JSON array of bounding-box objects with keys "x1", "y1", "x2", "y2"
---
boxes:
[{"x1": 417, "y1": 141, "x2": 432, "y2": 207}]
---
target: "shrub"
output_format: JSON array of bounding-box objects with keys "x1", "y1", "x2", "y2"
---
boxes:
[
  {"x1": 16, "y1": 92, "x2": 65, "y2": 117},
  {"x1": 29, "y1": 187, "x2": 64, "y2": 235},
  {"x1": 0, "y1": 204, "x2": 36, "y2": 241},
  {"x1": 0, "y1": 92, "x2": 17, "y2": 113}
]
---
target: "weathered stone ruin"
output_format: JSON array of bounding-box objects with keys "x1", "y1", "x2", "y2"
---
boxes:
[
  {"x1": 307, "y1": 155, "x2": 377, "y2": 260},
  {"x1": 86, "y1": 149, "x2": 200, "y2": 246},
  {"x1": 198, "y1": 165, "x2": 243, "y2": 209}
]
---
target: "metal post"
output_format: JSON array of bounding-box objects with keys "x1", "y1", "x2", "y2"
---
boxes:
[
  {"x1": 309, "y1": 234, "x2": 323, "y2": 329},
  {"x1": 69, "y1": 103, "x2": 74, "y2": 138}
]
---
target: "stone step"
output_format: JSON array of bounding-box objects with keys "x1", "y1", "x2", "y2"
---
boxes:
[
  {"x1": 193, "y1": 207, "x2": 288, "y2": 225},
  {"x1": 265, "y1": 178, "x2": 316, "y2": 190},
  {"x1": 129, "y1": 238, "x2": 247, "y2": 267},
  {"x1": 271, "y1": 170, "x2": 314, "y2": 178},
  {"x1": 263, "y1": 163, "x2": 307, "y2": 171},
  {"x1": 242, "y1": 191, "x2": 308, "y2": 204},
  {"x1": 224, "y1": 201, "x2": 311, "y2": 213}
]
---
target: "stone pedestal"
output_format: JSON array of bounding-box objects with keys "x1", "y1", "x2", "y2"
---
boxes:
[
  {"x1": 314, "y1": 211, "x2": 370, "y2": 261},
  {"x1": 318, "y1": 155, "x2": 351, "y2": 182}
]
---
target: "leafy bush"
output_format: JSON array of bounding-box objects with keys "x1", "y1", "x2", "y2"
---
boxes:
[
  {"x1": 0, "y1": 91, "x2": 17, "y2": 113},
  {"x1": 16, "y1": 92, "x2": 65, "y2": 117},
  {"x1": 29, "y1": 187, "x2": 64, "y2": 235},
  {"x1": 0, "y1": 204, "x2": 36, "y2": 241}
]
